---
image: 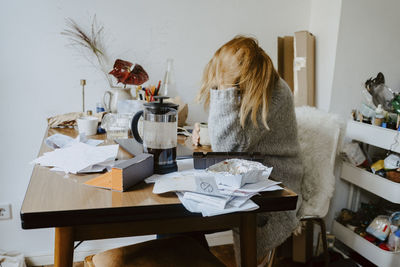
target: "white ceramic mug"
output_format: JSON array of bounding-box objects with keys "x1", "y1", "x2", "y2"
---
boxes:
[
  {"x1": 199, "y1": 123, "x2": 211, "y2": 146},
  {"x1": 77, "y1": 116, "x2": 98, "y2": 136}
]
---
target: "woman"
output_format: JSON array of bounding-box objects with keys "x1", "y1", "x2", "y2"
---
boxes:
[{"x1": 197, "y1": 36, "x2": 304, "y2": 264}]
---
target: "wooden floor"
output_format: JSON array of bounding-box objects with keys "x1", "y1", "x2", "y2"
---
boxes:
[{"x1": 37, "y1": 244, "x2": 306, "y2": 267}]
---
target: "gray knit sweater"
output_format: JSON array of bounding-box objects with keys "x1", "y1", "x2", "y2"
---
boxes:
[{"x1": 208, "y1": 78, "x2": 303, "y2": 261}]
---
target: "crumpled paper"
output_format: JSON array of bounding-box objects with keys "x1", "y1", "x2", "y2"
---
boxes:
[{"x1": 47, "y1": 112, "x2": 104, "y2": 128}]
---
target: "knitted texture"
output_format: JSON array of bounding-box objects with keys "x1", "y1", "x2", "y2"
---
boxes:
[{"x1": 208, "y1": 78, "x2": 303, "y2": 263}]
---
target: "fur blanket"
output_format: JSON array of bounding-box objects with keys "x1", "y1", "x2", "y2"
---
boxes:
[{"x1": 295, "y1": 106, "x2": 344, "y2": 218}]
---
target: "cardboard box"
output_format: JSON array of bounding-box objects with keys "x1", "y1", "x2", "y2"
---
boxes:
[
  {"x1": 85, "y1": 153, "x2": 154, "y2": 192},
  {"x1": 277, "y1": 36, "x2": 294, "y2": 92},
  {"x1": 292, "y1": 221, "x2": 313, "y2": 263},
  {"x1": 294, "y1": 31, "x2": 315, "y2": 107}
]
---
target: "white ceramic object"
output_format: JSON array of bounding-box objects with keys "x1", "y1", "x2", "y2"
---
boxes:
[
  {"x1": 117, "y1": 99, "x2": 144, "y2": 114},
  {"x1": 77, "y1": 116, "x2": 98, "y2": 136},
  {"x1": 103, "y1": 88, "x2": 132, "y2": 113}
]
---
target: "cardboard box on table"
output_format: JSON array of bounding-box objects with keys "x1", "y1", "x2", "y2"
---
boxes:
[{"x1": 85, "y1": 153, "x2": 154, "y2": 192}]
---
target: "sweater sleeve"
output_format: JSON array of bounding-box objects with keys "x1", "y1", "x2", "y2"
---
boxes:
[{"x1": 207, "y1": 88, "x2": 249, "y2": 151}]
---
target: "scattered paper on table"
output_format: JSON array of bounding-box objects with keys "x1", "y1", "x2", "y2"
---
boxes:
[
  {"x1": 177, "y1": 192, "x2": 259, "y2": 217},
  {"x1": 151, "y1": 158, "x2": 282, "y2": 217},
  {"x1": 145, "y1": 159, "x2": 205, "y2": 184},
  {"x1": 153, "y1": 175, "x2": 197, "y2": 194},
  {"x1": 45, "y1": 133, "x2": 103, "y2": 149},
  {"x1": 32, "y1": 142, "x2": 118, "y2": 174},
  {"x1": 183, "y1": 192, "x2": 232, "y2": 209}
]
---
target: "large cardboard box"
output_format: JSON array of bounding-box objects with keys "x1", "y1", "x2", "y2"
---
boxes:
[
  {"x1": 294, "y1": 31, "x2": 315, "y2": 107},
  {"x1": 277, "y1": 36, "x2": 294, "y2": 92},
  {"x1": 292, "y1": 221, "x2": 313, "y2": 263}
]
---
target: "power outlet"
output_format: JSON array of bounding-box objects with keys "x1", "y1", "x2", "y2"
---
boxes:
[{"x1": 0, "y1": 203, "x2": 11, "y2": 220}]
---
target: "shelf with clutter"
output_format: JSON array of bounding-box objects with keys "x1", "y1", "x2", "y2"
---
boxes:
[
  {"x1": 333, "y1": 72, "x2": 400, "y2": 266},
  {"x1": 341, "y1": 162, "x2": 400, "y2": 204},
  {"x1": 346, "y1": 120, "x2": 400, "y2": 154},
  {"x1": 333, "y1": 219, "x2": 400, "y2": 267},
  {"x1": 337, "y1": 121, "x2": 400, "y2": 261}
]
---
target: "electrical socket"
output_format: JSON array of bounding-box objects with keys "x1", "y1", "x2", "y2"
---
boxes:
[{"x1": 0, "y1": 203, "x2": 11, "y2": 220}]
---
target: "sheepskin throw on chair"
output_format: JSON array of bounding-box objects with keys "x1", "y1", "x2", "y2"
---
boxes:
[{"x1": 295, "y1": 106, "x2": 344, "y2": 218}]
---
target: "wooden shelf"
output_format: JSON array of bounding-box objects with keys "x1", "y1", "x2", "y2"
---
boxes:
[
  {"x1": 333, "y1": 221, "x2": 400, "y2": 267},
  {"x1": 341, "y1": 162, "x2": 400, "y2": 204},
  {"x1": 346, "y1": 120, "x2": 400, "y2": 153}
]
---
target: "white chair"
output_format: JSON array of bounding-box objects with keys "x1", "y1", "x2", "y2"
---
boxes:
[{"x1": 294, "y1": 106, "x2": 344, "y2": 266}]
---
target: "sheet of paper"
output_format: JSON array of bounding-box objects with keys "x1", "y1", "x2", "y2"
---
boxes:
[
  {"x1": 261, "y1": 185, "x2": 283, "y2": 192},
  {"x1": 228, "y1": 194, "x2": 258, "y2": 207},
  {"x1": 152, "y1": 174, "x2": 221, "y2": 196},
  {"x1": 32, "y1": 142, "x2": 118, "y2": 174},
  {"x1": 45, "y1": 133, "x2": 103, "y2": 149},
  {"x1": 145, "y1": 159, "x2": 200, "y2": 184},
  {"x1": 177, "y1": 192, "x2": 259, "y2": 217},
  {"x1": 203, "y1": 199, "x2": 259, "y2": 217},
  {"x1": 153, "y1": 175, "x2": 197, "y2": 194},
  {"x1": 218, "y1": 179, "x2": 281, "y2": 194},
  {"x1": 183, "y1": 192, "x2": 231, "y2": 210}
]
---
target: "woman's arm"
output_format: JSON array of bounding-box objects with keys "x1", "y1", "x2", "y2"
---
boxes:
[{"x1": 208, "y1": 88, "x2": 249, "y2": 151}]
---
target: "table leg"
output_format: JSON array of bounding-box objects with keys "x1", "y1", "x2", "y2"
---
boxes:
[
  {"x1": 54, "y1": 227, "x2": 74, "y2": 267},
  {"x1": 240, "y1": 213, "x2": 257, "y2": 267}
]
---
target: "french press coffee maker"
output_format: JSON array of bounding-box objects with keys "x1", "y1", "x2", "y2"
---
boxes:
[{"x1": 131, "y1": 96, "x2": 178, "y2": 174}]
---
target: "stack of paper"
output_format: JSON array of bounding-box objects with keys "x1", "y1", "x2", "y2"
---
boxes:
[
  {"x1": 45, "y1": 133, "x2": 104, "y2": 149},
  {"x1": 32, "y1": 133, "x2": 118, "y2": 174},
  {"x1": 146, "y1": 159, "x2": 282, "y2": 217}
]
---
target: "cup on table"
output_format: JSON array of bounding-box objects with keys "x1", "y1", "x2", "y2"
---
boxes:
[{"x1": 77, "y1": 116, "x2": 98, "y2": 136}]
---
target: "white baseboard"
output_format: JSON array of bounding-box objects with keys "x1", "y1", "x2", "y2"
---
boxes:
[{"x1": 25, "y1": 231, "x2": 233, "y2": 266}]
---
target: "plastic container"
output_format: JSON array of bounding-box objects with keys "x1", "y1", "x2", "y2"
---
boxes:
[
  {"x1": 366, "y1": 215, "x2": 390, "y2": 241},
  {"x1": 96, "y1": 102, "x2": 105, "y2": 113},
  {"x1": 388, "y1": 229, "x2": 400, "y2": 252},
  {"x1": 374, "y1": 104, "x2": 384, "y2": 126}
]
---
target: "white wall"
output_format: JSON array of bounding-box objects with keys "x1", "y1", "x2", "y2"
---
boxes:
[
  {"x1": 0, "y1": 0, "x2": 311, "y2": 264},
  {"x1": 308, "y1": 0, "x2": 342, "y2": 111},
  {"x1": 325, "y1": 0, "x2": 400, "y2": 229},
  {"x1": 329, "y1": 0, "x2": 400, "y2": 116}
]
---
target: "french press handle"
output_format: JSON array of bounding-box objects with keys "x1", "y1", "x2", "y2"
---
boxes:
[{"x1": 131, "y1": 110, "x2": 144, "y2": 144}]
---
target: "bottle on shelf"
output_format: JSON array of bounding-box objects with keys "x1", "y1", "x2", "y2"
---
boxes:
[{"x1": 374, "y1": 104, "x2": 384, "y2": 126}]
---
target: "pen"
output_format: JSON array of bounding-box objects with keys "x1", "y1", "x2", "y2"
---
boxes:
[
  {"x1": 136, "y1": 86, "x2": 142, "y2": 99},
  {"x1": 156, "y1": 80, "x2": 161, "y2": 95}
]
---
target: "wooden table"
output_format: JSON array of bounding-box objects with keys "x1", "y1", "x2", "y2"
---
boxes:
[{"x1": 21, "y1": 128, "x2": 298, "y2": 267}]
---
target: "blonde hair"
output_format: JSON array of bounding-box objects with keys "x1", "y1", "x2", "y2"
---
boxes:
[{"x1": 197, "y1": 36, "x2": 279, "y2": 129}]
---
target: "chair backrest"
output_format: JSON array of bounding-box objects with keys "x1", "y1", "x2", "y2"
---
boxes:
[{"x1": 295, "y1": 106, "x2": 344, "y2": 218}]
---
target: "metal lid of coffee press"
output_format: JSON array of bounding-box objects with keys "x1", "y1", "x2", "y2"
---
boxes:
[{"x1": 144, "y1": 96, "x2": 178, "y2": 114}]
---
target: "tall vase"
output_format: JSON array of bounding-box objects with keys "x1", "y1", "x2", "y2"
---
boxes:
[{"x1": 103, "y1": 88, "x2": 132, "y2": 113}]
